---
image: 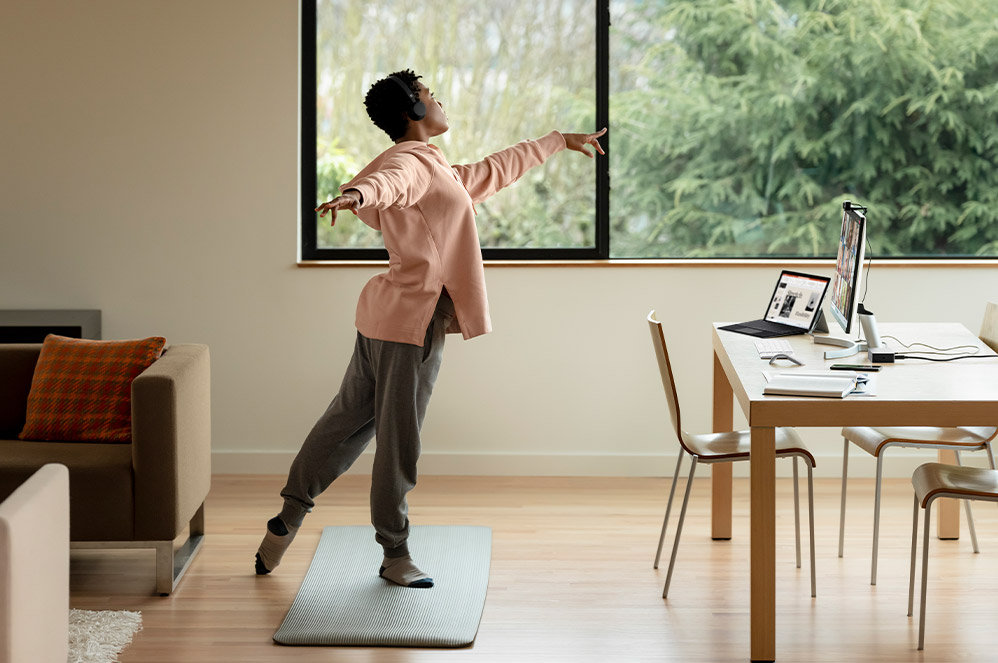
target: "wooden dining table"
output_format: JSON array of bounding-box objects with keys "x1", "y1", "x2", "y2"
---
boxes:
[{"x1": 710, "y1": 322, "x2": 998, "y2": 661}]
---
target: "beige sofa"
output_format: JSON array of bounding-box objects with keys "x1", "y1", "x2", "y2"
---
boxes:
[
  {"x1": 0, "y1": 344, "x2": 211, "y2": 595},
  {"x1": 0, "y1": 463, "x2": 69, "y2": 663}
]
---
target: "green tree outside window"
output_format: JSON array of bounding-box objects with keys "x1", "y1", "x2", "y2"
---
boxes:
[{"x1": 611, "y1": 0, "x2": 998, "y2": 258}]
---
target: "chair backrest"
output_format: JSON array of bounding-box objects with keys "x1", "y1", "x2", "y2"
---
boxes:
[
  {"x1": 647, "y1": 311, "x2": 689, "y2": 451},
  {"x1": 979, "y1": 302, "x2": 998, "y2": 352}
]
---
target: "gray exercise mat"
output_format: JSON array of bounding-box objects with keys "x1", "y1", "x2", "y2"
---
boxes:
[{"x1": 274, "y1": 525, "x2": 491, "y2": 648}]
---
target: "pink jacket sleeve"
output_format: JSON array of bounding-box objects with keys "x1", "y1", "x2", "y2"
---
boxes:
[
  {"x1": 340, "y1": 148, "x2": 436, "y2": 229},
  {"x1": 451, "y1": 131, "x2": 567, "y2": 204}
]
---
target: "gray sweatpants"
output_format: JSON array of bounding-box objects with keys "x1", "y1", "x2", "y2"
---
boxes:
[{"x1": 279, "y1": 294, "x2": 455, "y2": 558}]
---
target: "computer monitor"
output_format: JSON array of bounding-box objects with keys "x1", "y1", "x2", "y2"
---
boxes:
[
  {"x1": 829, "y1": 202, "x2": 867, "y2": 335},
  {"x1": 815, "y1": 201, "x2": 873, "y2": 359}
]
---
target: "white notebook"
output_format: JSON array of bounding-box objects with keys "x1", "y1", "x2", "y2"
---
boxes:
[{"x1": 763, "y1": 372, "x2": 857, "y2": 398}]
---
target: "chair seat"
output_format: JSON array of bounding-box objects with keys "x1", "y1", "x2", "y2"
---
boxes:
[
  {"x1": 912, "y1": 462, "x2": 998, "y2": 507},
  {"x1": 842, "y1": 426, "x2": 997, "y2": 457},
  {"x1": 684, "y1": 427, "x2": 815, "y2": 466}
]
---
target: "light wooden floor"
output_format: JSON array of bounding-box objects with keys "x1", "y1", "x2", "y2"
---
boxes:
[{"x1": 70, "y1": 474, "x2": 998, "y2": 662}]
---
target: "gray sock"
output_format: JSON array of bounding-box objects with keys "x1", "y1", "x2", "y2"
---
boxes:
[
  {"x1": 379, "y1": 554, "x2": 434, "y2": 588},
  {"x1": 255, "y1": 516, "x2": 299, "y2": 574}
]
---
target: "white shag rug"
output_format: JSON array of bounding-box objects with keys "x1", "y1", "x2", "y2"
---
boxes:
[{"x1": 68, "y1": 609, "x2": 142, "y2": 663}]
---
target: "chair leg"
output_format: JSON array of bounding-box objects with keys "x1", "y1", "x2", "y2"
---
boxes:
[
  {"x1": 988, "y1": 446, "x2": 998, "y2": 520},
  {"x1": 871, "y1": 454, "x2": 885, "y2": 585},
  {"x1": 954, "y1": 451, "x2": 981, "y2": 553},
  {"x1": 663, "y1": 457, "x2": 697, "y2": 599},
  {"x1": 918, "y1": 502, "x2": 932, "y2": 651},
  {"x1": 654, "y1": 449, "x2": 685, "y2": 569},
  {"x1": 963, "y1": 498, "x2": 981, "y2": 553},
  {"x1": 839, "y1": 437, "x2": 849, "y2": 558},
  {"x1": 793, "y1": 456, "x2": 801, "y2": 570},
  {"x1": 908, "y1": 495, "x2": 919, "y2": 617},
  {"x1": 807, "y1": 462, "x2": 816, "y2": 598}
]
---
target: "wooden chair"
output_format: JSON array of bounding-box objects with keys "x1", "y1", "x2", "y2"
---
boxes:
[
  {"x1": 908, "y1": 463, "x2": 998, "y2": 650},
  {"x1": 838, "y1": 302, "x2": 998, "y2": 585},
  {"x1": 647, "y1": 311, "x2": 816, "y2": 598}
]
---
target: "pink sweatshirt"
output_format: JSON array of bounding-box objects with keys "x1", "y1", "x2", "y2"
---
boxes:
[{"x1": 340, "y1": 130, "x2": 567, "y2": 346}]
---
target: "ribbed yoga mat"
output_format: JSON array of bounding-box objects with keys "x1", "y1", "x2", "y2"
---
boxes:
[{"x1": 274, "y1": 525, "x2": 492, "y2": 648}]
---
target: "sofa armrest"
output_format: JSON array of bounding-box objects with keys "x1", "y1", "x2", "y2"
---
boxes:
[
  {"x1": 131, "y1": 344, "x2": 211, "y2": 541},
  {"x1": 0, "y1": 463, "x2": 69, "y2": 663}
]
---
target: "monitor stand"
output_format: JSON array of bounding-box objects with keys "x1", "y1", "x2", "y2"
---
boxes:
[
  {"x1": 809, "y1": 310, "x2": 868, "y2": 358},
  {"x1": 812, "y1": 305, "x2": 882, "y2": 360},
  {"x1": 812, "y1": 335, "x2": 868, "y2": 359}
]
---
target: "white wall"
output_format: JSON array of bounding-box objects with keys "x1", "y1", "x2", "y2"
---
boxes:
[{"x1": 3, "y1": 1, "x2": 996, "y2": 478}]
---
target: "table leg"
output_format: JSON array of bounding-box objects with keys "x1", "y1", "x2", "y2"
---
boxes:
[
  {"x1": 936, "y1": 449, "x2": 960, "y2": 539},
  {"x1": 712, "y1": 352, "x2": 733, "y2": 540},
  {"x1": 751, "y1": 425, "x2": 777, "y2": 662}
]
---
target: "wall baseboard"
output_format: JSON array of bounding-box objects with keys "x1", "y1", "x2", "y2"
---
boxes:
[{"x1": 211, "y1": 450, "x2": 991, "y2": 478}]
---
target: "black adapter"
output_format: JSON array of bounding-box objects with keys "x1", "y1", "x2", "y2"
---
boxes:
[{"x1": 867, "y1": 347, "x2": 895, "y2": 363}]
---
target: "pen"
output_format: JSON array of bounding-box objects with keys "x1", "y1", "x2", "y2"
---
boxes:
[{"x1": 830, "y1": 363, "x2": 881, "y2": 372}]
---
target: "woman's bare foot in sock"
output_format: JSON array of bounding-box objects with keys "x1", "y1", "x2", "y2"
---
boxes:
[
  {"x1": 255, "y1": 516, "x2": 299, "y2": 574},
  {"x1": 379, "y1": 554, "x2": 434, "y2": 588}
]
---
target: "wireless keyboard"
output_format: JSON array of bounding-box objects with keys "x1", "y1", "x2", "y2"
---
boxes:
[{"x1": 754, "y1": 338, "x2": 794, "y2": 358}]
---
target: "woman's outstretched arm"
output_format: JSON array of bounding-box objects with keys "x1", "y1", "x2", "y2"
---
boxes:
[{"x1": 453, "y1": 128, "x2": 607, "y2": 204}]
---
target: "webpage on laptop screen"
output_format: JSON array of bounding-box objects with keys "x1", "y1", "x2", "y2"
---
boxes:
[{"x1": 764, "y1": 274, "x2": 827, "y2": 329}]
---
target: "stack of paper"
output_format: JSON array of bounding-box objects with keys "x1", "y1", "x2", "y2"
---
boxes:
[{"x1": 763, "y1": 372, "x2": 858, "y2": 398}]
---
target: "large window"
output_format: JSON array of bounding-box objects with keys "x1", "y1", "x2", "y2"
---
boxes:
[
  {"x1": 302, "y1": 0, "x2": 604, "y2": 260},
  {"x1": 302, "y1": 1, "x2": 998, "y2": 261}
]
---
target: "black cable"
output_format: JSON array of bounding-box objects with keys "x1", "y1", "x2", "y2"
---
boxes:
[
  {"x1": 860, "y1": 236, "x2": 873, "y2": 305},
  {"x1": 896, "y1": 354, "x2": 998, "y2": 362}
]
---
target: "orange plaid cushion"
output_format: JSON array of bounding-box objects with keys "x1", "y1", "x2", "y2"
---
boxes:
[{"x1": 18, "y1": 334, "x2": 166, "y2": 442}]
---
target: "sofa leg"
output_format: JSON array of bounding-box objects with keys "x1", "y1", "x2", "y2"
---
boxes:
[
  {"x1": 155, "y1": 502, "x2": 207, "y2": 596},
  {"x1": 155, "y1": 542, "x2": 174, "y2": 596},
  {"x1": 72, "y1": 502, "x2": 207, "y2": 596},
  {"x1": 191, "y1": 502, "x2": 205, "y2": 538}
]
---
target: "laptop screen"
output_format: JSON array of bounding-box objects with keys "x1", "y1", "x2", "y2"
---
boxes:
[{"x1": 763, "y1": 271, "x2": 831, "y2": 330}]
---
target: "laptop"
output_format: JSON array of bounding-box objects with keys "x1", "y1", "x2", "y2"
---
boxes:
[{"x1": 719, "y1": 270, "x2": 831, "y2": 338}]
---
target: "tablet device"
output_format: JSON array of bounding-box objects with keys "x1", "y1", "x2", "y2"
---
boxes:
[{"x1": 719, "y1": 270, "x2": 831, "y2": 338}]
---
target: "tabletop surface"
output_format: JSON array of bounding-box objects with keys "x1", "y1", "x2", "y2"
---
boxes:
[{"x1": 712, "y1": 322, "x2": 998, "y2": 428}]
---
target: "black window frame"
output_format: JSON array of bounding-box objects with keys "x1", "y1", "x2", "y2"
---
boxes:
[{"x1": 300, "y1": 0, "x2": 610, "y2": 261}]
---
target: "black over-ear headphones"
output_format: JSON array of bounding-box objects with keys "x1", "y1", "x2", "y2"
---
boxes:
[{"x1": 387, "y1": 75, "x2": 426, "y2": 121}]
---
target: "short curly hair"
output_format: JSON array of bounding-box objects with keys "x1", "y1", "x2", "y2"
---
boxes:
[{"x1": 364, "y1": 69, "x2": 423, "y2": 141}]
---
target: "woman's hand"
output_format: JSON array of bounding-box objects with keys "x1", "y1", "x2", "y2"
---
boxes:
[
  {"x1": 314, "y1": 189, "x2": 362, "y2": 226},
  {"x1": 562, "y1": 127, "x2": 607, "y2": 158}
]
